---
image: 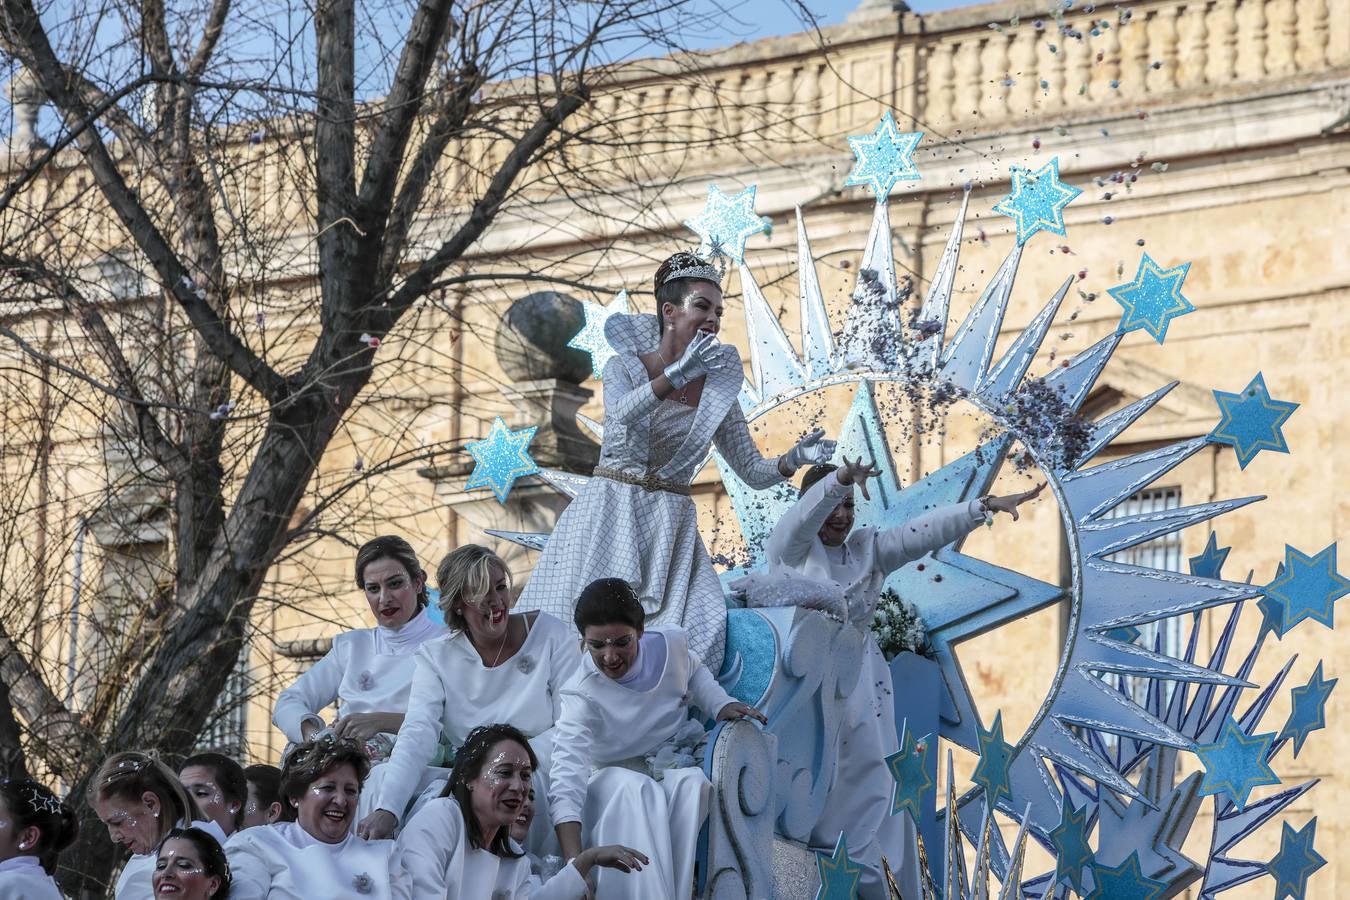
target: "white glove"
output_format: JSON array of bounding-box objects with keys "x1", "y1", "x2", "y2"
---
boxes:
[
  {"x1": 782, "y1": 428, "x2": 836, "y2": 470},
  {"x1": 663, "y1": 331, "x2": 724, "y2": 389}
]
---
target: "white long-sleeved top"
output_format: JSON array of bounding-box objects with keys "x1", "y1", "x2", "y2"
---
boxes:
[
  {"x1": 0, "y1": 856, "x2": 62, "y2": 900},
  {"x1": 114, "y1": 819, "x2": 229, "y2": 900},
  {"x1": 763, "y1": 473, "x2": 985, "y2": 626},
  {"x1": 375, "y1": 613, "x2": 582, "y2": 821},
  {"x1": 272, "y1": 609, "x2": 449, "y2": 743},
  {"x1": 393, "y1": 798, "x2": 587, "y2": 900},
  {"x1": 548, "y1": 627, "x2": 733, "y2": 826},
  {"x1": 225, "y1": 822, "x2": 401, "y2": 900}
]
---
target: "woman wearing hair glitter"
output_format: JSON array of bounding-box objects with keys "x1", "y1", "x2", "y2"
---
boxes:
[
  {"x1": 152, "y1": 826, "x2": 232, "y2": 899},
  {"x1": 0, "y1": 778, "x2": 78, "y2": 899},
  {"x1": 516, "y1": 251, "x2": 836, "y2": 670}
]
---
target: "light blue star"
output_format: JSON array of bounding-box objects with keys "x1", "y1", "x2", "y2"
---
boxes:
[
  {"x1": 1085, "y1": 851, "x2": 1168, "y2": 900},
  {"x1": 1194, "y1": 716, "x2": 1280, "y2": 810},
  {"x1": 1267, "y1": 818, "x2": 1326, "y2": 900},
  {"x1": 567, "y1": 291, "x2": 630, "y2": 379},
  {"x1": 684, "y1": 184, "x2": 771, "y2": 264},
  {"x1": 1107, "y1": 254, "x2": 1195, "y2": 344},
  {"x1": 464, "y1": 417, "x2": 539, "y2": 504},
  {"x1": 992, "y1": 157, "x2": 1082, "y2": 245},
  {"x1": 1263, "y1": 543, "x2": 1350, "y2": 636},
  {"x1": 814, "y1": 833, "x2": 863, "y2": 900},
  {"x1": 844, "y1": 111, "x2": 922, "y2": 202},
  {"x1": 1208, "y1": 372, "x2": 1299, "y2": 469},
  {"x1": 1278, "y1": 661, "x2": 1336, "y2": 757},
  {"x1": 1189, "y1": 532, "x2": 1230, "y2": 580},
  {"x1": 971, "y1": 710, "x2": 1015, "y2": 807},
  {"x1": 1050, "y1": 795, "x2": 1095, "y2": 895},
  {"x1": 885, "y1": 724, "x2": 933, "y2": 822}
]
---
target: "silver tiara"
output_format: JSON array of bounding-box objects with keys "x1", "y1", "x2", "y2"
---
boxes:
[{"x1": 661, "y1": 255, "x2": 724, "y2": 288}]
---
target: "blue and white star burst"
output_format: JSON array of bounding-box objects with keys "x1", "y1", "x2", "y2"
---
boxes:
[
  {"x1": 567, "y1": 291, "x2": 630, "y2": 379},
  {"x1": 992, "y1": 157, "x2": 1082, "y2": 245},
  {"x1": 464, "y1": 417, "x2": 539, "y2": 504},
  {"x1": 684, "y1": 184, "x2": 771, "y2": 264},
  {"x1": 844, "y1": 111, "x2": 922, "y2": 202},
  {"x1": 1278, "y1": 662, "x2": 1336, "y2": 757},
  {"x1": 814, "y1": 833, "x2": 863, "y2": 900},
  {"x1": 1263, "y1": 543, "x2": 1350, "y2": 636},
  {"x1": 1086, "y1": 852, "x2": 1169, "y2": 900},
  {"x1": 971, "y1": 711, "x2": 1015, "y2": 807},
  {"x1": 885, "y1": 723, "x2": 933, "y2": 822},
  {"x1": 1108, "y1": 254, "x2": 1195, "y2": 344},
  {"x1": 1208, "y1": 372, "x2": 1299, "y2": 469},
  {"x1": 1266, "y1": 819, "x2": 1326, "y2": 900},
  {"x1": 1050, "y1": 795, "x2": 1095, "y2": 895},
  {"x1": 1194, "y1": 717, "x2": 1280, "y2": 810}
]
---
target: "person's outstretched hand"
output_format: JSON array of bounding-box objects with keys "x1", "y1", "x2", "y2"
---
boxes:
[
  {"x1": 575, "y1": 845, "x2": 651, "y2": 877},
  {"x1": 835, "y1": 455, "x2": 882, "y2": 500},
  {"x1": 356, "y1": 809, "x2": 397, "y2": 841},
  {"x1": 716, "y1": 701, "x2": 768, "y2": 725},
  {"x1": 986, "y1": 482, "x2": 1046, "y2": 521},
  {"x1": 783, "y1": 427, "x2": 836, "y2": 471}
]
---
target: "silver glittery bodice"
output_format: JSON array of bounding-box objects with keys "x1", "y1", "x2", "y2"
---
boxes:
[{"x1": 648, "y1": 401, "x2": 697, "y2": 471}]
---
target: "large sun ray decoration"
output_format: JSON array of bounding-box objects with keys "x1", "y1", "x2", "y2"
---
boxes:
[{"x1": 493, "y1": 112, "x2": 1330, "y2": 897}]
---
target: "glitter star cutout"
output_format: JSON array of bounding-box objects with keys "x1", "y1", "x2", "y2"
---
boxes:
[
  {"x1": 1050, "y1": 795, "x2": 1095, "y2": 894},
  {"x1": 1263, "y1": 544, "x2": 1350, "y2": 636},
  {"x1": 1188, "y1": 532, "x2": 1231, "y2": 580},
  {"x1": 1266, "y1": 818, "x2": 1326, "y2": 900},
  {"x1": 1208, "y1": 372, "x2": 1299, "y2": 469},
  {"x1": 844, "y1": 111, "x2": 923, "y2": 202},
  {"x1": 464, "y1": 417, "x2": 539, "y2": 503},
  {"x1": 814, "y1": 834, "x2": 863, "y2": 900},
  {"x1": 971, "y1": 710, "x2": 1015, "y2": 807},
  {"x1": 992, "y1": 157, "x2": 1082, "y2": 245},
  {"x1": 884, "y1": 724, "x2": 933, "y2": 823},
  {"x1": 684, "y1": 184, "x2": 771, "y2": 264},
  {"x1": 1278, "y1": 661, "x2": 1336, "y2": 757},
  {"x1": 1085, "y1": 852, "x2": 1168, "y2": 900},
  {"x1": 1194, "y1": 717, "x2": 1280, "y2": 810},
  {"x1": 567, "y1": 290, "x2": 630, "y2": 379},
  {"x1": 1107, "y1": 253, "x2": 1195, "y2": 344}
]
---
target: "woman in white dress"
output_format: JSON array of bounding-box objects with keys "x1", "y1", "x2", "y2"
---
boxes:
[
  {"x1": 152, "y1": 827, "x2": 231, "y2": 899},
  {"x1": 358, "y1": 545, "x2": 581, "y2": 844},
  {"x1": 272, "y1": 536, "x2": 449, "y2": 761},
  {"x1": 88, "y1": 752, "x2": 229, "y2": 900},
  {"x1": 225, "y1": 737, "x2": 400, "y2": 900},
  {"x1": 0, "y1": 778, "x2": 77, "y2": 900},
  {"x1": 517, "y1": 251, "x2": 836, "y2": 670},
  {"x1": 393, "y1": 723, "x2": 647, "y2": 900}
]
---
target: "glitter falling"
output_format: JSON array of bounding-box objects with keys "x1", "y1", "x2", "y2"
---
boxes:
[{"x1": 992, "y1": 157, "x2": 1082, "y2": 245}]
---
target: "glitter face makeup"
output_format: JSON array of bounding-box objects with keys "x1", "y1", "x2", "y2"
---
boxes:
[
  {"x1": 469, "y1": 741, "x2": 533, "y2": 834},
  {"x1": 153, "y1": 837, "x2": 220, "y2": 899},
  {"x1": 294, "y1": 763, "x2": 360, "y2": 844},
  {"x1": 582, "y1": 624, "x2": 641, "y2": 680},
  {"x1": 362, "y1": 557, "x2": 421, "y2": 629},
  {"x1": 93, "y1": 793, "x2": 162, "y2": 856},
  {"x1": 178, "y1": 766, "x2": 238, "y2": 837},
  {"x1": 241, "y1": 782, "x2": 277, "y2": 829}
]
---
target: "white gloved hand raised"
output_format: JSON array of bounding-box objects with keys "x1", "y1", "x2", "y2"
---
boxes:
[
  {"x1": 663, "y1": 331, "x2": 725, "y2": 389},
  {"x1": 781, "y1": 427, "x2": 836, "y2": 471}
]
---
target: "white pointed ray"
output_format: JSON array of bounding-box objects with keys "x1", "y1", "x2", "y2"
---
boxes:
[
  {"x1": 1076, "y1": 381, "x2": 1179, "y2": 466},
  {"x1": 971, "y1": 803, "x2": 995, "y2": 900},
  {"x1": 1029, "y1": 719, "x2": 1153, "y2": 805},
  {"x1": 944, "y1": 749, "x2": 970, "y2": 900},
  {"x1": 738, "y1": 263, "x2": 806, "y2": 399},
  {"x1": 1061, "y1": 436, "x2": 1210, "y2": 524},
  {"x1": 1041, "y1": 331, "x2": 1122, "y2": 415},
  {"x1": 484, "y1": 530, "x2": 549, "y2": 551},
  {"x1": 839, "y1": 201, "x2": 902, "y2": 371},
  {"x1": 1078, "y1": 633, "x2": 1250, "y2": 686},
  {"x1": 536, "y1": 468, "x2": 591, "y2": 500},
  {"x1": 578, "y1": 412, "x2": 604, "y2": 441},
  {"x1": 1079, "y1": 560, "x2": 1262, "y2": 629},
  {"x1": 978, "y1": 276, "x2": 1072, "y2": 398},
  {"x1": 910, "y1": 190, "x2": 970, "y2": 373},
  {"x1": 796, "y1": 207, "x2": 837, "y2": 378},
  {"x1": 938, "y1": 243, "x2": 1024, "y2": 392},
  {"x1": 995, "y1": 806, "x2": 1034, "y2": 900},
  {"x1": 1052, "y1": 673, "x2": 1193, "y2": 749},
  {"x1": 1078, "y1": 498, "x2": 1261, "y2": 559}
]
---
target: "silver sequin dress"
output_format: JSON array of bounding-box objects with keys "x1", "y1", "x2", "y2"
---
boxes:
[{"x1": 517, "y1": 313, "x2": 785, "y2": 670}]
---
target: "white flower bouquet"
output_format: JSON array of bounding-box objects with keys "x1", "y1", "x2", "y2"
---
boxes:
[{"x1": 870, "y1": 588, "x2": 934, "y2": 661}]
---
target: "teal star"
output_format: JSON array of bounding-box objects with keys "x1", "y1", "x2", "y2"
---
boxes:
[
  {"x1": 1194, "y1": 717, "x2": 1280, "y2": 810},
  {"x1": 1049, "y1": 795, "x2": 1095, "y2": 894},
  {"x1": 1278, "y1": 661, "x2": 1336, "y2": 757},
  {"x1": 1107, "y1": 254, "x2": 1195, "y2": 344},
  {"x1": 683, "y1": 183, "x2": 771, "y2": 264},
  {"x1": 1208, "y1": 372, "x2": 1299, "y2": 469},
  {"x1": 1263, "y1": 543, "x2": 1350, "y2": 636},
  {"x1": 814, "y1": 833, "x2": 863, "y2": 900},
  {"x1": 1085, "y1": 852, "x2": 1168, "y2": 900},
  {"x1": 884, "y1": 724, "x2": 933, "y2": 822},
  {"x1": 1267, "y1": 818, "x2": 1326, "y2": 900},
  {"x1": 464, "y1": 417, "x2": 539, "y2": 503},
  {"x1": 992, "y1": 157, "x2": 1082, "y2": 245},
  {"x1": 1189, "y1": 532, "x2": 1230, "y2": 580},
  {"x1": 567, "y1": 290, "x2": 630, "y2": 379},
  {"x1": 971, "y1": 710, "x2": 1015, "y2": 807},
  {"x1": 844, "y1": 111, "x2": 922, "y2": 202}
]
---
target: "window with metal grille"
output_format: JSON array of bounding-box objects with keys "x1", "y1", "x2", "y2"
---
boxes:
[{"x1": 196, "y1": 646, "x2": 252, "y2": 759}]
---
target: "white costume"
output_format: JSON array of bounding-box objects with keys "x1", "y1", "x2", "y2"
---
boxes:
[
  {"x1": 0, "y1": 857, "x2": 62, "y2": 900},
  {"x1": 393, "y1": 797, "x2": 587, "y2": 899},
  {"x1": 114, "y1": 819, "x2": 229, "y2": 900},
  {"x1": 753, "y1": 472, "x2": 984, "y2": 898},
  {"x1": 517, "y1": 314, "x2": 785, "y2": 670},
  {"x1": 549, "y1": 627, "x2": 735, "y2": 900},
  {"x1": 371, "y1": 613, "x2": 581, "y2": 845},
  {"x1": 225, "y1": 822, "x2": 401, "y2": 900}
]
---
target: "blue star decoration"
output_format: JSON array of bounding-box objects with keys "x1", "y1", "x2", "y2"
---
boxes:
[
  {"x1": 1208, "y1": 372, "x2": 1299, "y2": 469},
  {"x1": 992, "y1": 157, "x2": 1082, "y2": 245},
  {"x1": 1189, "y1": 531, "x2": 1231, "y2": 580},
  {"x1": 684, "y1": 184, "x2": 771, "y2": 264},
  {"x1": 1194, "y1": 716, "x2": 1280, "y2": 810},
  {"x1": 844, "y1": 111, "x2": 922, "y2": 202},
  {"x1": 1107, "y1": 254, "x2": 1195, "y2": 344},
  {"x1": 1050, "y1": 795, "x2": 1095, "y2": 895},
  {"x1": 814, "y1": 833, "x2": 863, "y2": 900},
  {"x1": 971, "y1": 710, "x2": 1015, "y2": 807},
  {"x1": 1278, "y1": 661, "x2": 1336, "y2": 757},
  {"x1": 567, "y1": 291, "x2": 630, "y2": 379},
  {"x1": 1085, "y1": 851, "x2": 1168, "y2": 900},
  {"x1": 464, "y1": 417, "x2": 539, "y2": 504},
  {"x1": 1263, "y1": 543, "x2": 1350, "y2": 636},
  {"x1": 1258, "y1": 561, "x2": 1288, "y2": 640},
  {"x1": 884, "y1": 724, "x2": 933, "y2": 822},
  {"x1": 1266, "y1": 818, "x2": 1326, "y2": 900}
]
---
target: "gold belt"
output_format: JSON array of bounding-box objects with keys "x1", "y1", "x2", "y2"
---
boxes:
[{"x1": 593, "y1": 467, "x2": 692, "y2": 496}]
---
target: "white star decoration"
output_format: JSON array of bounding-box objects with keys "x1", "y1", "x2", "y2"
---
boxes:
[
  {"x1": 684, "y1": 184, "x2": 771, "y2": 264},
  {"x1": 845, "y1": 111, "x2": 923, "y2": 202},
  {"x1": 567, "y1": 291, "x2": 630, "y2": 379}
]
